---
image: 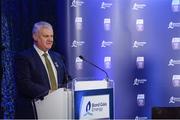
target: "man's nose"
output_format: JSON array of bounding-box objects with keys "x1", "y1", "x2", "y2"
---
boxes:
[{"x1": 48, "y1": 37, "x2": 53, "y2": 41}]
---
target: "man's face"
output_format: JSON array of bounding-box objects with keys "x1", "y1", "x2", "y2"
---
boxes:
[{"x1": 33, "y1": 27, "x2": 54, "y2": 52}]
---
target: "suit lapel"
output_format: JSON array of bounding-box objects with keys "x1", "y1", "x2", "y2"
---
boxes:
[{"x1": 32, "y1": 48, "x2": 50, "y2": 87}]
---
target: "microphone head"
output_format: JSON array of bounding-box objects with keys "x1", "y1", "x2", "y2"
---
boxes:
[{"x1": 79, "y1": 55, "x2": 84, "y2": 60}]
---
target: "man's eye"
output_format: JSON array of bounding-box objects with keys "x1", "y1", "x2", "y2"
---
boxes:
[
  {"x1": 43, "y1": 35, "x2": 53, "y2": 37},
  {"x1": 43, "y1": 35, "x2": 48, "y2": 37}
]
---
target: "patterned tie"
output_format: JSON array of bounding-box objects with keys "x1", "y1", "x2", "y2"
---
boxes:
[{"x1": 43, "y1": 53, "x2": 58, "y2": 90}]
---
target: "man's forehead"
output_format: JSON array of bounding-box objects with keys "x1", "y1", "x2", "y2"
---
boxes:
[{"x1": 39, "y1": 27, "x2": 53, "y2": 33}]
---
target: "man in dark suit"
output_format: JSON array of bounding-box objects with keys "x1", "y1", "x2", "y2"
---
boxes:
[{"x1": 15, "y1": 21, "x2": 68, "y2": 119}]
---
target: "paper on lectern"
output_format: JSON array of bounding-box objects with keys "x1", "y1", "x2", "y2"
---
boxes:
[{"x1": 34, "y1": 88, "x2": 72, "y2": 119}]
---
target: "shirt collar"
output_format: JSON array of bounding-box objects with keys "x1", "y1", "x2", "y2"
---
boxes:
[{"x1": 33, "y1": 44, "x2": 49, "y2": 56}]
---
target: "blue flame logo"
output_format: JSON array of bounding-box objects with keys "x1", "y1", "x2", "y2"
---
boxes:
[
  {"x1": 86, "y1": 101, "x2": 91, "y2": 112},
  {"x1": 83, "y1": 101, "x2": 93, "y2": 116}
]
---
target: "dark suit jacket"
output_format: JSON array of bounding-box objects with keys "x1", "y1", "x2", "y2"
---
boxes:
[{"x1": 15, "y1": 47, "x2": 67, "y2": 119}]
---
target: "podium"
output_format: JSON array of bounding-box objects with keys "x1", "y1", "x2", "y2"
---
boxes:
[
  {"x1": 34, "y1": 78, "x2": 114, "y2": 119},
  {"x1": 33, "y1": 88, "x2": 72, "y2": 119}
]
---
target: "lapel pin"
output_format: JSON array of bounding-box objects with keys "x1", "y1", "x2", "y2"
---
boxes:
[{"x1": 54, "y1": 62, "x2": 59, "y2": 68}]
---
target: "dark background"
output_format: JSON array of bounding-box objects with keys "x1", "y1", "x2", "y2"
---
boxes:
[{"x1": 1, "y1": 0, "x2": 67, "y2": 118}]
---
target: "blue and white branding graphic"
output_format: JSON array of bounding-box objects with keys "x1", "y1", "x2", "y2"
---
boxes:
[
  {"x1": 101, "y1": 40, "x2": 113, "y2": 47},
  {"x1": 104, "y1": 18, "x2": 111, "y2": 31},
  {"x1": 133, "y1": 78, "x2": 147, "y2": 86},
  {"x1": 83, "y1": 101, "x2": 93, "y2": 116},
  {"x1": 172, "y1": 37, "x2": 180, "y2": 50},
  {"x1": 137, "y1": 94, "x2": 145, "y2": 106},
  {"x1": 169, "y1": 96, "x2": 180, "y2": 104},
  {"x1": 136, "y1": 19, "x2": 144, "y2": 31},
  {"x1": 136, "y1": 57, "x2": 144, "y2": 69},
  {"x1": 75, "y1": 17, "x2": 83, "y2": 30},
  {"x1": 172, "y1": 0, "x2": 180, "y2": 12},
  {"x1": 76, "y1": 57, "x2": 83, "y2": 70},
  {"x1": 80, "y1": 95, "x2": 109, "y2": 119},
  {"x1": 168, "y1": 22, "x2": 180, "y2": 29},
  {"x1": 133, "y1": 41, "x2": 147, "y2": 48},
  {"x1": 172, "y1": 75, "x2": 180, "y2": 87},
  {"x1": 132, "y1": 3, "x2": 146, "y2": 10},
  {"x1": 72, "y1": 40, "x2": 85, "y2": 47},
  {"x1": 135, "y1": 116, "x2": 148, "y2": 120},
  {"x1": 168, "y1": 59, "x2": 180, "y2": 66},
  {"x1": 101, "y1": 2, "x2": 112, "y2": 9},
  {"x1": 71, "y1": 0, "x2": 84, "y2": 7},
  {"x1": 104, "y1": 56, "x2": 111, "y2": 69}
]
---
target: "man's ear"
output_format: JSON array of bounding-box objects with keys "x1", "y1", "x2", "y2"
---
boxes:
[{"x1": 33, "y1": 34, "x2": 38, "y2": 42}]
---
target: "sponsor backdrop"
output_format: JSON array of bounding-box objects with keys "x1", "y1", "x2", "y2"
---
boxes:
[{"x1": 57, "y1": 0, "x2": 180, "y2": 119}]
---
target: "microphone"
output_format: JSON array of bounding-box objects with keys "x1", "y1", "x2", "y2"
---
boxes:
[{"x1": 79, "y1": 55, "x2": 109, "y2": 81}]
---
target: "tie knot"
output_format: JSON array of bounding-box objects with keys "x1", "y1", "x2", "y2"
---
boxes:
[{"x1": 43, "y1": 53, "x2": 48, "y2": 57}]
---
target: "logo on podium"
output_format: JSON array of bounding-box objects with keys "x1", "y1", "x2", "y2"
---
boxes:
[
  {"x1": 83, "y1": 101, "x2": 93, "y2": 117},
  {"x1": 80, "y1": 95, "x2": 109, "y2": 119}
]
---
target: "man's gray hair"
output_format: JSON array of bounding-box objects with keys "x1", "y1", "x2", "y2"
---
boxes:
[{"x1": 32, "y1": 21, "x2": 53, "y2": 34}]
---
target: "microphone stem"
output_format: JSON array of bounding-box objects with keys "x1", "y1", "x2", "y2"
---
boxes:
[{"x1": 83, "y1": 59, "x2": 109, "y2": 81}]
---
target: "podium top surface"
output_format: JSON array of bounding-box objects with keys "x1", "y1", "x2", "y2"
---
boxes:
[{"x1": 74, "y1": 80, "x2": 109, "y2": 91}]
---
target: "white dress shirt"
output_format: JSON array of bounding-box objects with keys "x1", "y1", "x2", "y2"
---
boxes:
[{"x1": 33, "y1": 44, "x2": 58, "y2": 87}]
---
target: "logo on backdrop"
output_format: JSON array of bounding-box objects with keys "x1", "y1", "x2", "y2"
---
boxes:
[
  {"x1": 168, "y1": 22, "x2": 180, "y2": 29},
  {"x1": 75, "y1": 17, "x2": 83, "y2": 30},
  {"x1": 135, "y1": 116, "x2": 148, "y2": 120},
  {"x1": 80, "y1": 95, "x2": 109, "y2": 119},
  {"x1": 132, "y1": 3, "x2": 147, "y2": 10},
  {"x1": 133, "y1": 78, "x2": 147, "y2": 86},
  {"x1": 133, "y1": 41, "x2": 147, "y2": 48},
  {"x1": 101, "y1": 2, "x2": 112, "y2": 9},
  {"x1": 101, "y1": 40, "x2": 113, "y2": 47},
  {"x1": 168, "y1": 59, "x2": 180, "y2": 66},
  {"x1": 104, "y1": 18, "x2": 111, "y2": 31},
  {"x1": 171, "y1": 0, "x2": 180, "y2": 12},
  {"x1": 104, "y1": 56, "x2": 111, "y2": 69},
  {"x1": 75, "y1": 57, "x2": 83, "y2": 70},
  {"x1": 169, "y1": 96, "x2": 180, "y2": 104},
  {"x1": 71, "y1": 0, "x2": 84, "y2": 7},
  {"x1": 136, "y1": 56, "x2": 144, "y2": 69},
  {"x1": 172, "y1": 75, "x2": 180, "y2": 87},
  {"x1": 172, "y1": 37, "x2": 180, "y2": 50},
  {"x1": 72, "y1": 40, "x2": 85, "y2": 47},
  {"x1": 136, "y1": 19, "x2": 144, "y2": 31},
  {"x1": 137, "y1": 94, "x2": 145, "y2": 106}
]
